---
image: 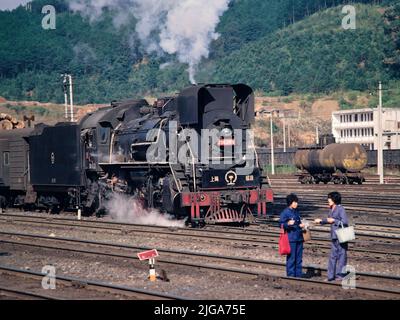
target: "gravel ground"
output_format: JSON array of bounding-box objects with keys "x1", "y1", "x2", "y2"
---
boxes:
[
  {"x1": 0, "y1": 216, "x2": 398, "y2": 276},
  {"x1": 0, "y1": 211, "x2": 399, "y2": 300},
  {"x1": 0, "y1": 242, "x2": 390, "y2": 300}
]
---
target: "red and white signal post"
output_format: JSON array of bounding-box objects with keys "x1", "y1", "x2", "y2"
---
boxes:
[{"x1": 137, "y1": 249, "x2": 159, "y2": 282}]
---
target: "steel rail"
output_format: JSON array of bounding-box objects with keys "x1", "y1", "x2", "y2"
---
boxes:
[
  {"x1": 0, "y1": 265, "x2": 185, "y2": 300},
  {"x1": 1, "y1": 231, "x2": 400, "y2": 288},
  {"x1": 1, "y1": 217, "x2": 399, "y2": 257}
]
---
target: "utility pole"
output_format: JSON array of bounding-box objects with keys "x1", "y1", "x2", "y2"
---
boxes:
[
  {"x1": 62, "y1": 74, "x2": 75, "y2": 122},
  {"x1": 316, "y1": 126, "x2": 319, "y2": 145},
  {"x1": 283, "y1": 117, "x2": 287, "y2": 152},
  {"x1": 288, "y1": 120, "x2": 291, "y2": 148},
  {"x1": 377, "y1": 81, "x2": 384, "y2": 184},
  {"x1": 68, "y1": 75, "x2": 74, "y2": 122},
  {"x1": 270, "y1": 112, "x2": 275, "y2": 175},
  {"x1": 62, "y1": 75, "x2": 69, "y2": 120}
]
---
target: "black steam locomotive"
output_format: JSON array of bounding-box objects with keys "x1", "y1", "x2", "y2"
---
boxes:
[{"x1": 0, "y1": 84, "x2": 273, "y2": 224}]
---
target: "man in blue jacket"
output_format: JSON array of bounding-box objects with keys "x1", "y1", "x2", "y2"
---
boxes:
[
  {"x1": 279, "y1": 193, "x2": 305, "y2": 278},
  {"x1": 315, "y1": 192, "x2": 349, "y2": 281}
]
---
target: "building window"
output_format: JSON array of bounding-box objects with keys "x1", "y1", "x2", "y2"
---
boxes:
[
  {"x1": 398, "y1": 122, "x2": 400, "y2": 129},
  {"x1": 355, "y1": 114, "x2": 358, "y2": 122},
  {"x1": 3, "y1": 152, "x2": 9, "y2": 166},
  {"x1": 371, "y1": 113, "x2": 374, "y2": 121}
]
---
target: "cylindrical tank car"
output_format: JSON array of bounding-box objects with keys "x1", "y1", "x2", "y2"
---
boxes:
[{"x1": 294, "y1": 143, "x2": 367, "y2": 184}]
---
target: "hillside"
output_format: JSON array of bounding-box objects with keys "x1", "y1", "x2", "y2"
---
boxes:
[
  {"x1": 214, "y1": 4, "x2": 399, "y2": 95},
  {"x1": 0, "y1": 0, "x2": 398, "y2": 104}
]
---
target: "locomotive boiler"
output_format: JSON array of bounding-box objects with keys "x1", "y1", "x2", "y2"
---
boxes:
[{"x1": 294, "y1": 143, "x2": 367, "y2": 184}]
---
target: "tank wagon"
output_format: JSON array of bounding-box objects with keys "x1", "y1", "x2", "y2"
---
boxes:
[{"x1": 294, "y1": 143, "x2": 367, "y2": 184}]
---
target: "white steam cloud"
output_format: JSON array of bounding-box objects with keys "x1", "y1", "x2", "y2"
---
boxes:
[
  {"x1": 105, "y1": 193, "x2": 186, "y2": 228},
  {"x1": 69, "y1": 0, "x2": 231, "y2": 84}
]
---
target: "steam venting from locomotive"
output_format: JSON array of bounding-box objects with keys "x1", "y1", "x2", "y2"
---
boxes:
[
  {"x1": 105, "y1": 193, "x2": 186, "y2": 227},
  {"x1": 69, "y1": 0, "x2": 231, "y2": 84}
]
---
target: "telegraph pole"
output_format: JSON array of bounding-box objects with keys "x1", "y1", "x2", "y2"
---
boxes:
[
  {"x1": 68, "y1": 75, "x2": 74, "y2": 122},
  {"x1": 62, "y1": 75, "x2": 68, "y2": 120},
  {"x1": 377, "y1": 81, "x2": 384, "y2": 184},
  {"x1": 283, "y1": 117, "x2": 287, "y2": 152},
  {"x1": 270, "y1": 113, "x2": 275, "y2": 175}
]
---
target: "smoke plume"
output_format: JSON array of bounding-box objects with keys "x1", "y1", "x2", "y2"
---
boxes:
[
  {"x1": 69, "y1": 0, "x2": 231, "y2": 84},
  {"x1": 104, "y1": 193, "x2": 186, "y2": 228}
]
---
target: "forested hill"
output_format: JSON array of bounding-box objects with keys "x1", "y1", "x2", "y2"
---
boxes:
[
  {"x1": 213, "y1": 3, "x2": 400, "y2": 95},
  {"x1": 0, "y1": 0, "x2": 399, "y2": 104}
]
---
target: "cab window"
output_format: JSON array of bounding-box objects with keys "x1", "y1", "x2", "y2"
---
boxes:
[
  {"x1": 3, "y1": 152, "x2": 9, "y2": 166},
  {"x1": 99, "y1": 127, "x2": 110, "y2": 144}
]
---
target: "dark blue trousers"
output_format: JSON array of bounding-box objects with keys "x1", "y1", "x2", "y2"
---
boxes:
[
  {"x1": 328, "y1": 240, "x2": 348, "y2": 280},
  {"x1": 286, "y1": 241, "x2": 303, "y2": 278}
]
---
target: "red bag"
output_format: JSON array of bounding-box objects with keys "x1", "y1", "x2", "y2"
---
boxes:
[{"x1": 279, "y1": 225, "x2": 291, "y2": 255}]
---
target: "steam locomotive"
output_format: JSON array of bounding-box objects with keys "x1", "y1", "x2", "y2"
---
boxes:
[{"x1": 0, "y1": 84, "x2": 273, "y2": 224}]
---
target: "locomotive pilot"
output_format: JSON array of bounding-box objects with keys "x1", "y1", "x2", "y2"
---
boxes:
[{"x1": 279, "y1": 194, "x2": 305, "y2": 278}]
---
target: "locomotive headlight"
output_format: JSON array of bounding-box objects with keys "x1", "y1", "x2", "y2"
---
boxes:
[{"x1": 221, "y1": 128, "x2": 232, "y2": 137}]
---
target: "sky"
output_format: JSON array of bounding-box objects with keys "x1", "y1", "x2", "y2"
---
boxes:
[{"x1": 0, "y1": 0, "x2": 31, "y2": 11}]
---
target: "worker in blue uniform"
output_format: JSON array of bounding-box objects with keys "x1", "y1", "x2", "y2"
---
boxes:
[
  {"x1": 314, "y1": 192, "x2": 349, "y2": 281},
  {"x1": 279, "y1": 193, "x2": 305, "y2": 278}
]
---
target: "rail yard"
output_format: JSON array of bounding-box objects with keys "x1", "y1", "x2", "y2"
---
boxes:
[
  {"x1": 0, "y1": 85, "x2": 399, "y2": 302},
  {"x1": 2, "y1": 1, "x2": 400, "y2": 316},
  {"x1": 0, "y1": 176, "x2": 399, "y2": 300}
]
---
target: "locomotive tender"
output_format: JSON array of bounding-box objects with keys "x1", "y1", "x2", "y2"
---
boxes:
[{"x1": 0, "y1": 84, "x2": 273, "y2": 224}]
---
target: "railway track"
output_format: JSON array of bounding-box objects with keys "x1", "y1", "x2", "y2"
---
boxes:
[
  {"x1": 3, "y1": 211, "x2": 400, "y2": 236},
  {"x1": 0, "y1": 231, "x2": 399, "y2": 299},
  {"x1": 0, "y1": 264, "x2": 184, "y2": 300},
  {"x1": 270, "y1": 198, "x2": 400, "y2": 219},
  {"x1": 269, "y1": 175, "x2": 400, "y2": 185},
  {"x1": 0, "y1": 285, "x2": 60, "y2": 300},
  {"x1": 273, "y1": 193, "x2": 400, "y2": 207},
  {"x1": 3, "y1": 212, "x2": 400, "y2": 237},
  {"x1": 1, "y1": 213, "x2": 399, "y2": 258}
]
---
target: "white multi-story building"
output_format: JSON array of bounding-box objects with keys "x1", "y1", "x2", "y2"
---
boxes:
[{"x1": 332, "y1": 108, "x2": 400, "y2": 150}]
